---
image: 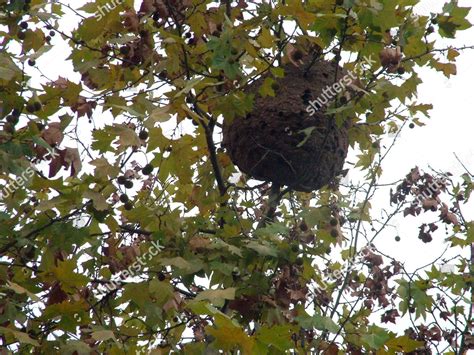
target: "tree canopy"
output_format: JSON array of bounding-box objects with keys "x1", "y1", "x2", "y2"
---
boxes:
[{"x1": 0, "y1": 0, "x2": 473, "y2": 353}]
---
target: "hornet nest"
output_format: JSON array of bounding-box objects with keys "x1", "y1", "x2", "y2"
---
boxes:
[{"x1": 223, "y1": 58, "x2": 352, "y2": 192}]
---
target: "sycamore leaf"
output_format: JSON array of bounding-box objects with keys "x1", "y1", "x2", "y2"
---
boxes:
[
  {"x1": 206, "y1": 314, "x2": 254, "y2": 353},
  {"x1": 361, "y1": 329, "x2": 391, "y2": 350},
  {"x1": 6, "y1": 281, "x2": 40, "y2": 301},
  {"x1": 432, "y1": 61, "x2": 457, "y2": 77},
  {"x1": 83, "y1": 190, "x2": 109, "y2": 211},
  {"x1": 149, "y1": 105, "x2": 172, "y2": 124},
  {"x1": 64, "y1": 147, "x2": 82, "y2": 176},
  {"x1": 0, "y1": 327, "x2": 39, "y2": 346},
  {"x1": 386, "y1": 336, "x2": 425, "y2": 352},
  {"x1": 91, "y1": 329, "x2": 117, "y2": 342},
  {"x1": 194, "y1": 288, "x2": 236, "y2": 303},
  {"x1": 256, "y1": 325, "x2": 296, "y2": 351}
]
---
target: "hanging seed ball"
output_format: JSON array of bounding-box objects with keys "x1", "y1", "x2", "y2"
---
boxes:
[{"x1": 223, "y1": 57, "x2": 351, "y2": 192}]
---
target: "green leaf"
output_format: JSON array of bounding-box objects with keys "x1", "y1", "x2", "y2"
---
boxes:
[
  {"x1": 0, "y1": 326, "x2": 39, "y2": 346},
  {"x1": 361, "y1": 327, "x2": 391, "y2": 349},
  {"x1": 91, "y1": 329, "x2": 116, "y2": 342},
  {"x1": 194, "y1": 288, "x2": 236, "y2": 304},
  {"x1": 386, "y1": 335, "x2": 425, "y2": 352}
]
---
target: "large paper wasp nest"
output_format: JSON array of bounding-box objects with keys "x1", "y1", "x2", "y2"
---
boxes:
[{"x1": 223, "y1": 58, "x2": 351, "y2": 192}]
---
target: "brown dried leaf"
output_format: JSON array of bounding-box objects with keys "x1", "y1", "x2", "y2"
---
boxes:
[
  {"x1": 64, "y1": 147, "x2": 82, "y2": 176},
  {"x1": 42, "y1": 122, "x2": 63, "y2": 146},
  {"x1": 379, "y1": 46, "x2": 402, "y2": 71},
  {"x1": 189, "y1": 237, "x2": 211, "y2": 252},
  {"x1": 71, "y1": 97, "x2": 96, "y2": 118},
  {"x1": 123, "y1": 10, "x2": 139, "y2": 32}
]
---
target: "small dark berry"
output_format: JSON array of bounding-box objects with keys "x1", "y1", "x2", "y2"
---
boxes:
[
  {"x1": 139, "y1": 130, "x2": 149, "y2": 140},
  {"x1": 124, "y1": 180, "x2": 133, "y2": 189},
  {"x1": 397, "y1": 66, "x2": 405, "y2": 74},
  {"x1": 295, "y1": 257, "x2": 304, "y2": 266},
  {"x1": 330, "y1": 229, "x2": 339, "y2": 238},
  {"x1": 120, "y1": 46, "x2": 130, "y2": 55},
  {"x1": 395, "y1": 236, "x2": 401, "y2": 242},
  {"x1": 300, "y1": 220, "x2": 308, "y2": 231},
  {"x1": 26, "y1": 103, "x2": 35, "y2": 113},
  {"x1": 17, "y1": 31, "x2": 26, "y2": 40},
  {"x1": 33, "y1": 102, "x2": 42, "y2": 111},
  {"x1": 49, "y1": 30, "x2": 55, "y2": 36},
  {"x1": 409, "y1": 123, "x2": 415, "y2": 129},
  {"x1": 117, "y1": 176, "x2": 127, "y2": 185},
  {"x1": 330, "y1": 218, "x2": 338, "y2": 226},
  {"x1": 28, "y1": 59, "x2": 35, "y2": 66},
  {"x1": 20, "y1": 21, "x2": 28, "y2": 29},
  {"x1": 142, "y1": 164, "x2": 154, "y2": 175},
  {"x1": 119, "y1": 194, "x2": 129, "y2": 203},
  {"x1": 158, "y1": 272, "x2": 166, "y2": 281},
  {"x1": 6, "y1": 115, "x2": 19, "y2": 125},
  {"x1": 124, "y1": 201, "x2": 133, "y2": 210}
]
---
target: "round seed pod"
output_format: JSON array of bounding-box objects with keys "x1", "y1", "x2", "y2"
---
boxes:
[{"x1": 223, "y1": 58, "x2": 351, "y2": 192}]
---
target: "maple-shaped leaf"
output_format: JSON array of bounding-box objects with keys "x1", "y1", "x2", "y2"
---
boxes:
[
  {"x1": 71, "y1": 97, "x2": 97, "y2": 118},
  {"x1": 48, "y1": 149, "x2": 66, "y2": 178},
  {"x1": 41, "y1": 122, "x2": 63, "y2": 146},
  {"x1": 64, "y1": 147, "x2": 82, "y2": 176}
]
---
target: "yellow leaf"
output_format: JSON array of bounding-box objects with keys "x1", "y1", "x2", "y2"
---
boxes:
[
  {"x1": 432, "y1": 61, "x2": 457, "y2": 77},
  {"x1": 257, "y1": 26, "x2": 274, "y2": 48},
  {"x1": 277, "y1": 0, "x2": 317, "y2": 29},
  {"x1": 194, "y1": 287, "x2": 236, "y2": 304},
  {"x1": 385, "y1": 336, "x2": 425, "y2": 353},
  {"x1": 206, "y1": 314, "x2": 254, "y2": 354},
  {"x1": 447, "y1": 48, "x2": 460, "y2": 61}
]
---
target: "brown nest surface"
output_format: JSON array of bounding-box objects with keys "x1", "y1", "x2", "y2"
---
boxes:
[{"x1": 222, "y1": 58, "x2": 351, "y2": 192}]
